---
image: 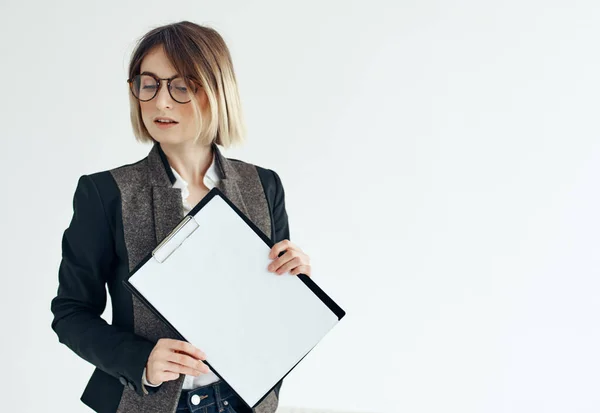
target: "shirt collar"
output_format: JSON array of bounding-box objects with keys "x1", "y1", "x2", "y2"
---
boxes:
[
  {"x1": 170, "y1": 150, "x2": 220, "y2": 189},
  {"x1": 153, "y1": 141, "x2": 240, "y2": 188}
]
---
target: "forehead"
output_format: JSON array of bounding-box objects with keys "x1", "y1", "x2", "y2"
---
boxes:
[{"x1": 140, "y1": 46, "x2": 178, "y2": 77}]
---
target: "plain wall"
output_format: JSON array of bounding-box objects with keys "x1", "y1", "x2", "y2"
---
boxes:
[{"x1": 1, "y1": 0, "x2": 600, "y2": 412}]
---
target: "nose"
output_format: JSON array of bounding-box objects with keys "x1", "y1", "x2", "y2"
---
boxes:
[{"x1": 155, "y1": 80, "x2": 175, "y2": 109}]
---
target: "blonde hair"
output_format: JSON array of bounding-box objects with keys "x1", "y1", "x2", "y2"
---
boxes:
[{"x1": 127, "y1": 21, "x2": 246, "y2": 148}]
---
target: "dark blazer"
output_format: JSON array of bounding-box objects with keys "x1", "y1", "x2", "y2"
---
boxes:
[{"x1": 50, "y1": 141, "x2": 289, "y2": 413}]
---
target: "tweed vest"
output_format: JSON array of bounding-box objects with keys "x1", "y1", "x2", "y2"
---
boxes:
[{"x1": 109, "y1": 142, "x2": 280, "y2": 413}]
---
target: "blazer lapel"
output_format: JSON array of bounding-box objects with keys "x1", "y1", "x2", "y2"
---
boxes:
[
  {"x1": 212, "y1": 143, "x2": 251, "y2": 218},
  {"x1": 147, "y1": 141, "x2": 251, "y2": 245},
  {"x1": 147, "y1": 143, "x2": 184, "y2": 244}
]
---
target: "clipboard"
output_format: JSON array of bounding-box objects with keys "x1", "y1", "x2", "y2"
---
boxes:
[{"x1": 122, "y1": 187, "x2": 346, "y2": 409}]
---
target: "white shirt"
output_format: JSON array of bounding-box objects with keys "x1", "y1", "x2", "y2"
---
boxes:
[{"x1": 142, "y1": 150, "x2": 222, "y2": 391}]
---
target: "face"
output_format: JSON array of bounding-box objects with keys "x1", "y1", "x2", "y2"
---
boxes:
[{"x1": 138, "y1": 45, "x2": 208, "y2": 146}]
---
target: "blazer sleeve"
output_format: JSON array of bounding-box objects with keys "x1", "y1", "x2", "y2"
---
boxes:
[
  {"x1": 271, "y1": 169, "x2": 290, "y2": 244},
  {"x1": 50, "y1": 174, "x2": 156, "y2": 397},
  {"x1": 270, "y1": 169, "x2": 290, "y2": 400}
]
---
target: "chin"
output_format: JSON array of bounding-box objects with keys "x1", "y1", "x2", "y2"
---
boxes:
[{"x1": 151, "y1": 133, "x2": 192, "y2": 146}]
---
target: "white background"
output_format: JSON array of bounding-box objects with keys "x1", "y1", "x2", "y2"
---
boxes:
[{"x1": 1, "y1": 1, "x2": 600, "y2": 412}]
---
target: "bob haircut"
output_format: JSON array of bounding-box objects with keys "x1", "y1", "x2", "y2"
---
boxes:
[{"x1": 127, "y1": 21, "x2": 246, "y2": 148}]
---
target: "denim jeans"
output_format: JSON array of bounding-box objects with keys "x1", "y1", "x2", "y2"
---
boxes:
[{"x1": 176, "y1": 380, "x2": 252, "y2": 413}]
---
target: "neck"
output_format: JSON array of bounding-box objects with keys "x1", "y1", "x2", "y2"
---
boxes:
[{"x1": 158, "y1": 140, "x2": 213, "y2": 187}]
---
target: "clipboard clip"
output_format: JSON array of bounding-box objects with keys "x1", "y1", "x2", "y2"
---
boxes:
[{"x1": 152, "y1": 215, "x2": 199, "y2": 263}]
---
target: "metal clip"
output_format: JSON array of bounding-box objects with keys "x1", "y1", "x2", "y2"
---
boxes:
[{"x1": 152, "y1": 215, "x2": 199, "y2": 263}]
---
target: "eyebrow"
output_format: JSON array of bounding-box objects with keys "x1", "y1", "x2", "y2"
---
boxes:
[{"x1": 140, "y1": 71, "x2": 180, "y2": 80}]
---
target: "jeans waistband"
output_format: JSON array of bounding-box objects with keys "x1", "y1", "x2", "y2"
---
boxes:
[{"x1": 177, "y1": 380, "x2": 237, "y2": 412}]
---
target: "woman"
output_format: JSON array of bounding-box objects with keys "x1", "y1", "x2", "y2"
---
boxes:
[{"x1": 50, "y1": 21, "x2": 311, "y2": 413}]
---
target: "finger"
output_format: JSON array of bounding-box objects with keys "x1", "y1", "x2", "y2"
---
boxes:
[
  {"x1": 159, "y1": 338, "x2": 184, "y2": 348},
  {"x1": 276, "y1": 256, "x2": 303, "y2": 275},
  {"x1": 290, "y1": 265, "x2": 311, "y2": 277},
  {"x1": 268, "y1": 249, "x2": 296, "y2": 272},
  {"x1": 172, "y1": 340, "x2": 206, "y2": 360},
  {"x1": 173, "y1": 348, "x2": 206, "y2": 361},
  {"x1": 168, "y1": 351, "x2": 208, "y2": 371},
  {"x1": 165, "y1": 361, "x2": 208, "y2": 377},
  {"x1": 269, "y1": 239, "x2": 293, "y2": 259},
  {"x1": 167, "y1": 352, "x2": 210, "y2": 373}
]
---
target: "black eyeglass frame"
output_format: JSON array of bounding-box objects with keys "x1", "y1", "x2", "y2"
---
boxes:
[{"x1": 126, "y1": 72, "x2": 202, "y2": 104}]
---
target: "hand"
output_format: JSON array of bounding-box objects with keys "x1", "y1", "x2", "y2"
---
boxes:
[
  {"x1": 267, "y1": 239, "x2": 311, "y2": 277},
  {"x1": 145, "y1": 338, "x2": 210, "y2": 386}
]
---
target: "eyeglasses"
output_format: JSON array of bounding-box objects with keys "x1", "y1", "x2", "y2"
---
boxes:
[{"x1": 127, "y1": 73, "x2": 201, "y2": 104}]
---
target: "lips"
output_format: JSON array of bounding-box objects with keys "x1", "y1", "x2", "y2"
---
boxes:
[{"x1": 154, "y1": 120, "x2": 179, "y2": 129}]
